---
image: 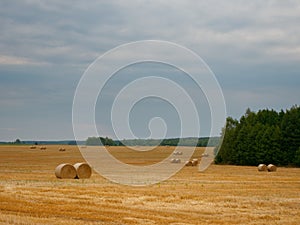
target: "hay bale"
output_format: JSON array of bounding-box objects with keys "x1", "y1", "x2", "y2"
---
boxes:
[
  {"x1": 30, "y1": 146, "x2": 36, "y2": 149},
  {"x1": 257, "y1": 164, "x2": 267, "y2": 171},
  {"x1": 171, "y1": 158, "x2": 181, "y2": 163},
  {"x1": 192, "y1": 159, "x2": 199, "y2": 166},
  {"x1": 59, "y1": 147, "x2": 66, "y2": 151},
  {"x1": 173, "y1": 151, "x2": 183, "y2": 155},
  {"x1": 40, "y1": 146, "x2": 46, "y2": 150},
  {"x1": 175, "y1": 158, "x2": 181, "y2": 163},
  {"x1": 267, "y1": 164, "x2": 277, "y2": 172},
  {"x1": 55, "y1": 163, "x2": 76, "y2": 179},
  {"x1": 74, "y1": 162, "x2": 92, "y2": 179},
  {"x1": 185, "y1": 160, "x2": 193, "y2": 166}
]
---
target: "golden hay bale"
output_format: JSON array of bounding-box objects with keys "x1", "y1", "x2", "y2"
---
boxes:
[
  {"x1": 55, "y1": 163, "x2": 77, "y2": 179},
  {"x1": 173, "y1": 151, "x2": 182, "y2": 155},
  {"x1": 74, "y1": 162, "x2": 92, "y2": 179},
  {"x1": 40, "y1": 146, "x2": 47, "y2": 150},
  {"x1": 170, "y1": 158, "x2": 176, "y2": 163},
  {"x1": 30, "y1": 146, "x2": 36, "y2": 149},
  {"x1": 201, "y1": 153, "x2": 209, "y2": 157},
  {"x1": 175, "y1": 158, "x2": 181, "y2": 163},
  {"x1": 257, "y1": 164, "x2": 267, "y2": 171},
  {"x1": 192, "y1": 159, "x2": 199, "y2": 166},
  {"x1": 185, "y1": 160, "x2": 193, "y2": 166},
  {"x1": 59, "y1": 147, "x2": 66, "y2": 151},
  {"x1": 267, "y1": 164, "x2": 277, "y2": 172},
  {"x1": 171, "y1": 158, "x2": 181, "y2": 163}
]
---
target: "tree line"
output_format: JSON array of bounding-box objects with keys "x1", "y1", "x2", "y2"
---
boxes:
[
  {"x1": 215, "y1": 106, "x2": 300, "y2": 166},
  {"x1": 85, "y1": 136, "x2": 220, "y2": 147}
]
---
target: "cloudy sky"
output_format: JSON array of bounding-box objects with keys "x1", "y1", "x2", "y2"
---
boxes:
[{"x1": 0, "y1": 0, "x2": 299, "y2": 141}]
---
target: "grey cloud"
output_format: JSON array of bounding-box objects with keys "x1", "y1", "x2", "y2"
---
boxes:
[
  {"x1": 1, "y1": 1, "x2": 300, "y2": 66},
  {"x1": 0, "y1": 0, "x2": 299, "y2": 140}
]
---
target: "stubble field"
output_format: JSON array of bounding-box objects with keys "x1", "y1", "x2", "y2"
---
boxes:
[{"x1": 0, "y1": 145, "x2": 299, "y2": 225}]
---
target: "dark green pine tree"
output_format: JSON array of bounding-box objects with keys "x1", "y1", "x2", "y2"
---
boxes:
[
  {"x1": 233, "y1": 108, "x2": 257, "y2": 165},
  {"x1": 269, "y1": 125, "x2": 283, "y2": 165},
  {"x1": 215, "y1": 117, "x2": 238, "y2": 164},
  {"x1": 281, "y1": 106, "x2": 300, "y2": 165},
  {"x1": 258, "y1": 125, "x2": 282, "y2": 165},
  {"x1": 254, "y1": 123, "x2": 268, "y2": 164},
  {"x1": 294, "y1": 147, "x2": 300, "y2": 166},
  {"x1": 234, "y1": 123, "x2": 255, "y2": 165}
]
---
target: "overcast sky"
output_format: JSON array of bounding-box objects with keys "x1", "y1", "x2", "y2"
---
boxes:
[{"x1": 0, "y1": 0, "x2": 300, "y2": 141}]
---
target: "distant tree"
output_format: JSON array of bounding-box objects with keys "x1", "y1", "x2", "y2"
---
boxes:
[
  {"x1": 15, "y1": 139, "x2": 21, "y2": 144},
  {"x1": 68, "y1": 141, "x2": 77, "y2": 145},
  {"x1": 101, "y1": 137, "x2": 115, "y2": 146},
  {"x1": 86, "y1": 136, "x2": 115, "y2": 146},
  {"x1": 86, "y1": 137, "x2": 102, "y2": 146}
]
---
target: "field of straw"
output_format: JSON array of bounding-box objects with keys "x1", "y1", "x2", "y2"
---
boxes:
[{"x1": 0, "y1": 145, "x2": 299, "y2": 225}]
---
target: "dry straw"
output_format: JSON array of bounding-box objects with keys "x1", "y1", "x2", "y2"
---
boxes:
[
  {"x1": 55, "y1": 163, "x2": 77, "y2": 179},
  {"x1": 267, "y1": 164, "x2": 277, "y2": 172},
  {"x1": 74, "y1": 162, "x2": 92, "y2": 179},
  {"x1": 257, "y1": 164, "x2": 267, "y2": 172}
]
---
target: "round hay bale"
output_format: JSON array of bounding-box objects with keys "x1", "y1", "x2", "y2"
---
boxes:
[
  {"x1": 267, "y1": 164, "x2": 277, "y2": 172},
  {"x1": 257, "y1": 164, "x2": 267, "y2": 171},
  {"x1": 173, "y1": 151, "x2": 183, "y2": 155},
  {"x1": 55, "y1": 163, "x2": 76, "y2": 179},
  {"x1": 170, "y1": 158, "x2": 176, "y2": 163},
  {"x1": 192, "y1": 159, "x2": 199, "y2": 166},
  {"x1": 185, "y1": 160, "x2": 193, "y2": 166},
  {"x1": 175, "y1": 158, "x2": 181, "y2": 163},
  {"x1": 30, "y1": 146, "x2": 36, "y2": 149},
  {"x1": 74, "y1": 162, "x2": 92, "y2": 179},
  {"x1": 59, "y1": 147, "x2": 66, "y2": 151}
]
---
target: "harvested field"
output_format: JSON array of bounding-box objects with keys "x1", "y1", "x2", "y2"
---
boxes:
[{"x1": 0, "y1": 145, "x2": 299, "y2": 224}]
